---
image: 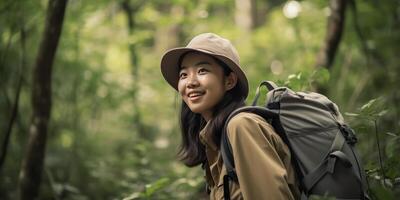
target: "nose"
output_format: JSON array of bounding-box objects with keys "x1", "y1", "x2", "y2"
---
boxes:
[{"x1": 186, "y1": 73, "x2": 199, "y2": 88}]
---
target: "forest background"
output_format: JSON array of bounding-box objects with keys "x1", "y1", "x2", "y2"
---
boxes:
[{"x1": 0, "y1": 0, "x2": 399, "y2": 199}]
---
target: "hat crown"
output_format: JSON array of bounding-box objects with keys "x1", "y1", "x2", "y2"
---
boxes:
[{"x1": 186, "y1": 33, "x2": 240, "y2": 65}]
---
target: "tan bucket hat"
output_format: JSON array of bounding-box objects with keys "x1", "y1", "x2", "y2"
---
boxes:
[{"x1": 160, "y1": 33, "x2": 249, "y2": 98}]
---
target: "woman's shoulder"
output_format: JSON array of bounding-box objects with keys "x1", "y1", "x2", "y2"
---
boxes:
[{"x1": 226, "y1": 112, "x2": 273, "y2": 132}]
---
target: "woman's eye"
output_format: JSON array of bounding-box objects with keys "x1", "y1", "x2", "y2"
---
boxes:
[
  {"x1": 198, "y1": 68, "x2": 208, "y2": 74},
  {"x1": 179, "y1": 72, "x2": 187, "y2": 79}
]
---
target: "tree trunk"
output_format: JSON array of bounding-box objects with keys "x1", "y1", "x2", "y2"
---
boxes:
[
  {"x1": 316, "y1": 0, "x2": 347, "y2": 69},
  {"x1": 235, "y1": 0, "x2": 257, "y2": 31},
  {"x1": 0, "y1": 28, "x2": 26, "y2": 171},
  {"x1": 121, "y1": 0, "x2": 148, "y2": 139},
  {"x1": 18, "y1": 0, "x2": 67, "y2": 199},
  {"x1": 154, "y1": 3, "x2": 182, "y2": 53}
]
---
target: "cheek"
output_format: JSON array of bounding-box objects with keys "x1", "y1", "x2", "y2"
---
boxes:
[{"x1": 177, "y1": 80, "x2": 186, "y2": 96}]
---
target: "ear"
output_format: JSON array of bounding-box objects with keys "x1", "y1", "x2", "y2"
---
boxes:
[{"x1": 225, "y1": 72, "x2": 238, "y2": 91}]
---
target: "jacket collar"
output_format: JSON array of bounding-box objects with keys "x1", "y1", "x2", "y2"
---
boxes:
[{"x1": 199, "y1": 121, "x2": 219, "y2": 151}]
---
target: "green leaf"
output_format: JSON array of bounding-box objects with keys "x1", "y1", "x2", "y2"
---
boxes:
[
  {"x1": 355, "y1": 98, "x2": 387, "y2": 120},
  {"x1": 345, "y1": 112, "x2": 360, "y2": 117},
  {"x1": 377, "y1": 110, "x2": 388, "y2": 117},
  {"x1": 313, "y1": 68, "x2": 330, "y2": 84},
  {"x1": 288, "y1": 74, "x2": 297, "y2": 79},
  {"x1": 296, "y1": 72, "x2": 302, "y2": 79},
  {"x1": 144, "y1": 177, "x2": 170, "y2": 197},
  {"x1": 385, "y1": 132, "x2": 398, "y2": 137},
  {"x1": 360, "y1": 98, "x2": 379, "y2": 112}
]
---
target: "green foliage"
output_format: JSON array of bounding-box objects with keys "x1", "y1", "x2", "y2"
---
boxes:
[
  {"x1": 345, "y1": 98, "x2": 400, "y2": 199},
  {"x1": 277, "y1": 68, "x2": 330, "y2": 91},
  {"x1": 123, "y1": 178, "x2": 170, "y2": 200},
  {"x1": 346, "y1": 98, "x2": 388, "y2": 121}
]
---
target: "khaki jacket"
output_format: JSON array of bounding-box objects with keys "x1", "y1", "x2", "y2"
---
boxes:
[{"x1": 199, "y1": 112, "x2": 300, "y2": 200}]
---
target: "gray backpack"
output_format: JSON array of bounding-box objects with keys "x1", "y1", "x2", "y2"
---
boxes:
[{"x1": 221, "y1": 81, "x2": 369, "y2": 200}]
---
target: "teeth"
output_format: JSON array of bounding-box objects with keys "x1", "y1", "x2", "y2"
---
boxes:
[{"x1": 189, "y1": 92, "x2": 202, "y2": 97}]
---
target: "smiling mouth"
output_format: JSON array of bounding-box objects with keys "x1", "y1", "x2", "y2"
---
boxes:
[{"x1": 188, "y1": 91, "x2": 205, "y2": 101}]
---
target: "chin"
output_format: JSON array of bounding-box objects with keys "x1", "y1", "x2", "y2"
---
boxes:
[{"x1": 187, "y1": 105, "x2": 204, "y2": 114}]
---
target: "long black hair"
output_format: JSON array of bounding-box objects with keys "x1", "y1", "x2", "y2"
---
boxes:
[{"x1": 177, "y1": 53, "x2": 246, "y2": 167}]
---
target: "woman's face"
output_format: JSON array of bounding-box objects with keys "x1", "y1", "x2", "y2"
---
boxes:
[{"x1": 178, "y1": 52, "x2": 236, "y2": 121}]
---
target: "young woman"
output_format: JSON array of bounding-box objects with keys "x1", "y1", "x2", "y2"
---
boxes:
[{"x1": 161, "y1": 33, "x2": 299, "y2": 200}]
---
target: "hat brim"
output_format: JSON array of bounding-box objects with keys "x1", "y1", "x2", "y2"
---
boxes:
[{"x1": 160, "y1": 47, "x2": 249, "y2": 98}]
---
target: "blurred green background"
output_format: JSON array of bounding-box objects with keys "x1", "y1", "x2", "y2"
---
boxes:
[{"x1": 0, "y1": 0, "x2": 399, "y2": 199}]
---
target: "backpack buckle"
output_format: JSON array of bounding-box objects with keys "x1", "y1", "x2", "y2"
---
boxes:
[{"x1": 340, "y1": 124, "x2": 357, "y2": 145}]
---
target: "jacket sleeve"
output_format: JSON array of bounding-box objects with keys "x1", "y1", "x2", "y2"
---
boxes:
[{"x1": 226, "y1": 112, "x2": 296, "y2": 200}]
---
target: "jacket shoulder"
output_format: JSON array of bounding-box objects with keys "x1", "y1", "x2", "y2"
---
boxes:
[
  {"x1": 227, "y1": 112, "x2": 271, "y2": 129},
  {"x1": 226, "y1": 112, "x2": 273, "y2": 134}
]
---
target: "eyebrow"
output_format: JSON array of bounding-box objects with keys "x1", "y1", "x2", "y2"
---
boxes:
[{"x1": 180, "y1": 61, "x2": 212, "y2": 69}]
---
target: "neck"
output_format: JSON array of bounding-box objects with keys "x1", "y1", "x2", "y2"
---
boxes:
[{"x1": 202, "y1": 112, "x2": 212, "y2": 122}]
